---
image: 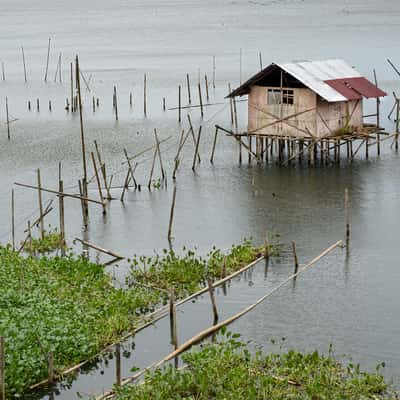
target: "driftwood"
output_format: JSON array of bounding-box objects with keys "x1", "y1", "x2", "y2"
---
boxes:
[{"x1": 74, "y1": 238, "x2": 124, "y2": 260}]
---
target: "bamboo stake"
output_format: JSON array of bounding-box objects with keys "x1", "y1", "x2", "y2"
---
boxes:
[
  {"x1": 115, "y1": 343, "x2": 121, "y2": 386},
  {"x1": 192, "y1": 126, "x2": 202, "y2": 171},
  {"x1": 1, "y1": 62, "x2": 5, "y2": 81},
  {"x1": 186, "y1": 73, "x2": 191, "y2": 104},
  {"x1": 291, "y1": 241, "x2": 299, "y2": 273},
  {"x1": 207, "y1": 277, "x2": 219, "y2": 324},
  {"x1": 94, "y1": 140, "x2": 110, "y2": 199},
  {"x1": 11, "y1": 189, "x2": 15, "y2": 250},
  {"x1": 259, "y1": 51, "x2": 263, "y2": 71},
  {"x1": 167, "y1": 185, "x2": 177, "y2": 239},
  {"x1": 74, "y1": 238, "x2": 124, "y2": 260},
  {"x1": 228, "y1": 83, "x2": 234, "y2": 124},
  {"x1": 58, "y1": 52, "x2": 62, "y2": 83},
  {"x1": 130, "y1": 92, "x2": 133, "y2": 108},
  {"x1": 123, "y1": 149, "x2": 138, "y2": 189},
  {"x1": 44, "y1": 38, "x2": 51, "y2": 82},
  {"x1": 120, "y1": 167, "x2": 131, "y2": 202},
  {"x1": 178, "y1": 85, "x2": 181, "y2": 123},
  {"x1": 37, "y1": 169, "x2": 45, "y2": 239},
  {"x1": 154, "y1": 129, "x2": 166, "y2": 181},
  {"x1": 187, "y1": 114, "x2": 201, "y2": 163},
  {"x1": 204, "y1": 74, "x2": 209, "y2": 101},
  {"x1": 14, "y1": 182, "x2": 105, "y2": 206},
  {"x1": 113, "y1": 86, "x2": 118, "y2": 121},
  {"x1": 144, "y1": 73, "x2": 147, "y2": 117},
  {"x1": 48, "y1": 352, "x2": 54, "y2": 384},
  {"x1": 76, "y1": 55, "x2": 88, "y2": 218},
  {"x1": 163, "y1": 97, "x2": 166, "y2": 112},
  {"x1": 373, "y1": 69, "x2": 380, "y2": 156},
  {"x1": 91, "y1": 152, "x2": 106, "y2": 214},
  {"x1": 344, "y1": 188, "x2": 350, "y2": 247},
  {"x1": 22, "y1": 46, "x2": 27, "y2": 82},
  {"x1": 100, "y1": 241, "x2": 343, "y2": 397},
  {"x1": 147, "y1": 148, "x2": 157, "y2": 189},
  {"x1": 210, "y1": 126, "x2": 219, "y2": 163},
  {"x1": 212, "y1": 55, "x2": 216, "y2": 89},
  {"x1": 169, "y1": 289, "x2": 178, "y2": 348},
  {"x1": 396, "y1": 98, "x2": 399, "y2": 151},
  {"x1": 198, "y1": 83, "x2": 203, "y2": 118},
  {"x1": 58, "y1": 179, "x2": 65, "y2": 256},
  {"x1": 70, "y1": 62, "x2": 74, "y2": 112},
  {"x1": 0, "y1": 337, "x2": 4, "y2": 400},
  {"x1": 5, "y1": 97, "x2": 10, "y2": 140}
]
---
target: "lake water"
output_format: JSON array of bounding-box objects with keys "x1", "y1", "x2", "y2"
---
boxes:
[{"x1": 1, "y1": 0, "x2": 400, "y2": 396}]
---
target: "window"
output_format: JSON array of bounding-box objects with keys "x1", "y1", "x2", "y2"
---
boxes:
[{"x1": 267, "y1": 89, "x2": 294, "y2": 105}]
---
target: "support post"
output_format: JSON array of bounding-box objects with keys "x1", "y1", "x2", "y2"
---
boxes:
[
  {"x1": 345, "y1": 188, "x2": 350, "y2": 247},
  {"x1": 167, "y1": 185, "x2": 177, "y2": 239}
]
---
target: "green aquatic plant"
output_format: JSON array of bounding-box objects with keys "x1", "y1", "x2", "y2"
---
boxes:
[
  {"x1": 129, "y1": 239, "x2": 275, "y2": 298},
  {"x1": 0, "y1": 246, "x2": 160, "y2": 397},
  {"x1": 114, "y1": 330, "x2": 396, "y2": 399},
  {"x1": 23, "y1": 228, "x2": 65, "y2": 254}
]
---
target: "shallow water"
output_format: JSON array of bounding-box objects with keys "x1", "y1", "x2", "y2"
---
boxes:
[{"x1": 1, "y1": 0, "x2": 400, "y2": 396}]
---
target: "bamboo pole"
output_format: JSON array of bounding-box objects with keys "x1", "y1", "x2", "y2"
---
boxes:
[
  {"x1": 11, "y1": 189, "x2": 15, "y2": 250},
  {"x1": 210, "y1": 126, "x2": 219, "y2": 163},
  {"x1": 70, "y1": 62, "x2": 74, "y2": 112},
  {"x1": 187, "y1": 114, "x2": 201, "y2": 163},
  {"x1": 207, "y1": 277, "x2": 219, "y2": 324},
  {"x1": 259, "y1": 51, "x2": 263, "y2": 71},
  {"x1": 204, "y1": 74, "x2": 209, "y2": 101},
  {"x1": 113, "y1": 86, "x2": 118, "y2": 121},
  {"x1": 1, "y1": 62, "x2": 5, "y2": 81},
  {"x1": 373, "y1": 69, "x2": 380, "y2": 155},
  {"x1": 22, "y1": 46, "x2": 27, "y2": 82},
  {"x1": 167, "y1": 185, "x2": 177, "y2": 239},
  {"x1": 169, "y1": 289, "x2": 178, "y2": 348},
  {"x1": 212, "y1": 55, "x2": 216, "y2": 89},
  {"x1": 192, "y1": 126, "x2": 202, "y2": 171},
  {"x1": 100, "y1": 241, "x2": 343, "y2": 397},
  {"x1": 44, "y1": 38, "x2": 51, "y2": 82},
  {"x1": 396, "y1": 98, "x2": 399, "y2": 151},
  {"x1": 37, "y1": 169, "x2": 45, "y2": 239},
  {"x1": 344, "y1": 188, "x2": 350, "y2": 247},
  {"x1": 5, "y1": 97, "x2": 10, "y2": 140},
  {"x1": 198, "y1": 83, "x2": 203, "y2": 118},
  {"x1": 0, "y1": 337, "x2": 4, "y2": 400},
  {"x1": 75, "y1": 55, "x2": 88, "y2": 218},
  {"x1": 115, "y1": 343, "x2": 121, "y2": 386},
  {"x1": 14, "y1": 182, "x2": 105, "y2": 206},
  {"x1": 147, "y1": 148, "x2": 157, "y2": 189},
  {"x1": 186, "y1": 73, "x2": 191, "y2": 104},
  {"x1": 91, "y1": 152, "x2": 106, "y2": 214},
  {"x1": 58, "y1": 179, "x2": 65, "y2": 256},
  {"x1": 123, "y1": 149, "x2": 138, "y2": 189},
  {"x1": 144, "y1": 73, "x2": 147, "y2": 117},
  {"x1": 178, "y1": 85, "x2": 181, "y2": 123},
  {"x1": 154, "y1": 129, "x2": 166, "y2": 182},
  {"x1": 74, "y1": 238, "x2": 124, "y2": 260},
  {"x1": 291, "y1": 241, "x2": 299, "y2": 273},
  {"x1": 48, "y1": 352, "x2": 54, "y2": 384}
]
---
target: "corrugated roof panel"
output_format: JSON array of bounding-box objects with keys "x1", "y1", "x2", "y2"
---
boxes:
[
  {"x1": 324, "y1": 79, "x2": 362, "y2": 100},
  {"x1": 278, "y1": 60, "x2": 347, "y2": 102}
]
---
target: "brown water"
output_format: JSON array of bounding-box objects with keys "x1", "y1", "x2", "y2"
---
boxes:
[{"x1": 1, "y1": 0, "x2": 400, "y2": 397}]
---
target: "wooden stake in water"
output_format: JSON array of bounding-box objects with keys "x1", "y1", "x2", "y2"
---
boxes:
[
  {"x1": 169, "y1": 289, "x2": 178, "y2": 348},
  {"x1": 37, "y1": 168, "x2": 45, "y2": 239},
  {"x1": 5, "y1": 97, "x2": 10, "y2": 140},
  {"x1": 58, "y1": 179, "x2": 65, "y2": 256},
  {"x1": 11, "y1": 189, "x2": 15, "y2": 250},
  {"x1": 291, "y1": 241, "x2": 299, "y2": 273},
  {"x1": 1, "y1": 62, "x2": 5, "y2": 81},
  {"x1": 344, "y1": 188, "x2": 350, "y2": 246},
  {"x1": 75, "y1": 55, "x2": 88, "y2": 217},
  {"x1": 192, "y1": 126, "x2": 202, "y2": 171},
  {"x1": 70, "y1": 62, "x2": 74, "y2": 112},
  {"x1": 115, "y1": 343, "x2": 121, "y2": 386},
  {"x1": 22, "y1": 46, "x2": 27, "y2": 82},
  {"x1": 186, "y1": 73, "x2": 191, "y2": 104},
  {"x1": 204, "y1": 74, "x2": 209, "y2": 101},
  {"x1": 113, "y1": 86, "x2": 118, "y2": 121},
  {"x1": 144, "y1": 73, "x2": 147, "y2": 117},
  {"x1": 259, "y1": 51, "x2": 263, "y2": 71},
  {"x1": 212, "y1": 55, "x2": 216, "y2": 89},
  {"x1": 44, "y1": 38, "x2": 51, "y2": 82},
  {"x1": 210, "y1": 126, "x2": 219, "y2": 163},
  {"x1": 48, "y1": 352, "x2": 54, "y2": 384},
  {"x1": 178, "y1": 85, "x2": 181, "y2": 123},
  {"x1": 198, "y1": 83, "x2": 203, "y2": 118},
  {"x1": 154, "y1": 129, "x2": 166, "y2": 181},
  {"x1": 168, "y1": 185, "x2": 177, "y2": 239},
  {"x1": 207, "y1": 277, "x2": 219, "y2": 324},
  {"x1": 0, "y1": 337, "x2": 5, "y2": 400}
]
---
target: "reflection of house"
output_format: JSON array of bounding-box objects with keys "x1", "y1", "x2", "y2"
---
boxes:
[{"x1": 228, "y1": 59, "x2": 386, "y2": 138}]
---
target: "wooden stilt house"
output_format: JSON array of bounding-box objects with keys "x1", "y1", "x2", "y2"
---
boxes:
[{"x1": 228, "y1": 59, "x2": 386, "y2": 138}]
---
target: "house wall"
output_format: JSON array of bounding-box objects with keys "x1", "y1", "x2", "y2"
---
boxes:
[
  {"x1": 247, "y1": 85, "x2": 317, "y2": 138},
  {"x1": 316, "y1": 98, "x2": 363, "y2": 137}
]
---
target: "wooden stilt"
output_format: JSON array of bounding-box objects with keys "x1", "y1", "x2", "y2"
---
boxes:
[
  {"x1": 210, "y1": 127, "x2": 219, "y2": 163},
  {"x1": 345, "y1": 188, "x2": 350, "y2": 247},
  {"x1": 144, "y1": 73, "x2": 147, "y2": 117},
  {"x1": 5, "y1": 97, "x2": 10, "y2": 140},
  {"x1": 186, "y1": 74, "x2": 191, "y2": 104},
  {"x1": 167, "y1": 185, "x2": 177, "y2": 240},
  {"x1": 116, "y1": 343, "x2": 121, "y2": 386},
  {"x1": 44, "y1": 38, "x2": 51, "y2": 82}
]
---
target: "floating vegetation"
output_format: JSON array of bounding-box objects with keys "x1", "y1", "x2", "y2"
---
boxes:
[
  {"x1": 114, "y1": 330, "x2": 395, "y2": 400},
  {"x1": 0, "y1": 246, "x2": 160, "y2": 397},
  {"x1": 129, "y1": 238, "x2": 278, "y2": 298},
  {"x1": 23, "y1": 228, "x2": 64, "y2": 254},
  {"x1": 0, "y1": 239, "x2": 268, "y2": 397}
]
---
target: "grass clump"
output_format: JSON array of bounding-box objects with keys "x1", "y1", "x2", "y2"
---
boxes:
[
  {"x1": 114, "y1": 330, "x2": 396, "y2": 400},
  {"x1": 129, "y1": 239, "x2": 277, "y2": 298},
  {"x1": 0, "y1": 245, "x2": 160, "y2": 397},
  {"x1": 24, "y1": 228, "x2": 64, "y2": 254}
]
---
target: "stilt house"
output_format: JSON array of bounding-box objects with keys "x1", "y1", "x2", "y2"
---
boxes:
[{"x1": 228, "y1": 59, "x2": 386, "y2": 138}]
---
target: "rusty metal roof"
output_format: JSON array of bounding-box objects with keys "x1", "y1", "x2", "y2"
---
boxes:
[
  {"x1": 325, "y1": 77, "x2": 387, "y2": 100},
  {"x1": 228, "y1": 59, "x2": 386, "y2": 102}
]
